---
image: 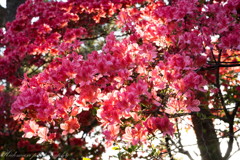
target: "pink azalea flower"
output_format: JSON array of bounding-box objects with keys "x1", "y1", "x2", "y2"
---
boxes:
[
  {"x1": 60, "y1": 117, "x2": 80, "y2": 135},
  {"x1": 22, "y1": 120, "x2": 39, "y2": 138}
]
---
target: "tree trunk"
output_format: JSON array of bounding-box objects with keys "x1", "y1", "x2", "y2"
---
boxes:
[
  {"x1": 192, "y1": 106, "x2": 223, "y2": 160},
  {"x1": 6, "y1": 0, "x2": 25, "y2": 22},
  {"x1": 0, "y1": 5, "x2": 6, "y2": 27},
  {"x1": 0, "y1": 0, "x2": 25, "y2": 27}
]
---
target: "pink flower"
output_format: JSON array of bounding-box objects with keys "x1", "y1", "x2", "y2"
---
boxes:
[
  {"x1": 75, "y1": 64, "x2": 97, "y2": 86},
  {"x1": 155, "y1": 116, "x2": 174, "y2": 136},
  {"x1": 186, "y1": 99, "x2": 200, "y2": 112},
  {"x1": 144, "y1": 116, "x2": 174, "y2": 136},
  {"x1": 103, "y1": 124, "x2": 120, "y2": 147},
  {"x1": 56, "y1": 96, "x2": 74, "y2": 110},
  {"x1": 128, "y1": 80, "x2": 148, "y2": 96},
  {"x1": 166, "y1": 97, "x2": 187, "y2": 114},
  {"x1": 60, "y1": 117, "x2": 80, "y2": 135},
  {"x1": 37, "y1": 127, "x2": 49, "y2": 143},
  {"x1": 184, "y1": 91, "x2": 201, "y2": 112},
  {"x1": 97, "y1": 104, "x2": 121, "y2": 126},
  {"x1": 11, "y1": 87, "x2": 50, "y2": 120},
  {"x1": 122, "y1": 124, "x2": 147, "y2": 145},
  {"x1": 22, "y1": 120, "x2": 39, "y2": 138},
  {"x1": 76, "y1": 85, "x2": 101, "y2": 106}
]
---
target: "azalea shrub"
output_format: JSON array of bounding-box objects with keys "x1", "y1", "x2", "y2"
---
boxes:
[{"x1": 0, "y1": 0, "x2": 240, "y2": 159}]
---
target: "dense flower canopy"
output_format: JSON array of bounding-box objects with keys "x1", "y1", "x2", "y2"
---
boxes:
[{"x1": 0, "y1": 0, "x2": 240, "y2": 159}]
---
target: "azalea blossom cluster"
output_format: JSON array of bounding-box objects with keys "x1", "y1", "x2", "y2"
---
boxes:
[
  {"x1": 1, "y1": 0, "x2": 240, "y2": 152},
  {"x1": 0, "y1": 0, "x2": 145, "y2": 85}
]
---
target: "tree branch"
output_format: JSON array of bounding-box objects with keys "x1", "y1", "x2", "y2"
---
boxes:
[
  {"x1": 223, "y1": 102, "x2": 240, "y2": 160},
  {"x1": 165, "y1": 136, "x2": 174, "y2": 160},
  {"x1": 175, "y1": 118, "x2": 194, "y2": 160},
  {"x1": 0, "y1": 5, "x2": 6, "y2": 28}
]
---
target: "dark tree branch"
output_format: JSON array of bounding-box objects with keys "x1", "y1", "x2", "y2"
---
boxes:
[
  {"x1": 0, "y1": 5, "x2": 6, "y2": 28},
  {"x1": 175, "y1": 118, "x2": 194, "y2": 160},
  {"x1": 213, "y1": 49, "x2": 233, "y2": 160},
  {"x1": 165, "y1": 136, "x2": 174, "y2": 160},
  {"x1": 223, "y1": 102, "x2": 240, "y2": 160},
  {"x1": 208, "y1": 61, "x2": 240, "y2": 64},
  {"x1": 215, "y1": 64, "x2": 240, "y2": 68},
  {"x1": 214, "y1": 49, "x2": 231, "y2": 120},
  {"x1": 197, "y1": 63, "x2": 240, "y2": 72},
  {"x1": 223, "y1": 118, "x2": 234, "y2": 160},
  {"x1": 209, "y1": 48, "x2": 240, "y2": 160},
  {"x1": 0, "y1": 0, "x2": 25, "y2": 27},
  {"x1": 143, "y1": 107, "x2": 228, "y2": 122},
  {"x1": 6, "y1": 0, "x2": 25, "y2": 22},
  {"x1": 80, "y1": 32, "x2": 129, "y2": 41}
]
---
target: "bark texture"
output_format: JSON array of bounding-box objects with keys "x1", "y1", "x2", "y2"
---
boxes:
[
  {"x1": 6, "y1": 0, "x2": 25, "y2": 22},
  {"x1": 0, "y1": 0, "x2": 25, "y2": 27},
  {"x1": 0, "y1": 5, "x2": 6, "y2": 27},
  {"x1": 192, "y1": 91, "x2": 223, "y2": 160}
]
